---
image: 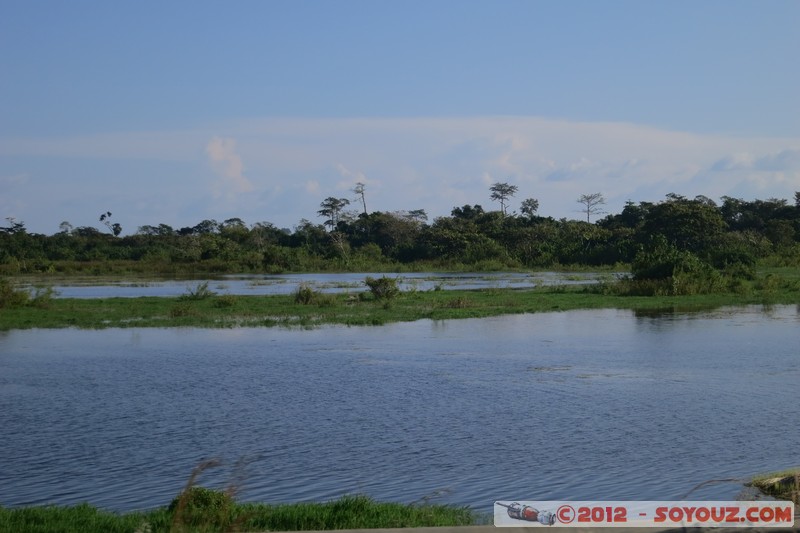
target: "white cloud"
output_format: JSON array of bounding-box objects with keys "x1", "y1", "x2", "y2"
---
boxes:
[
  {"x1": 544, "y1": 157, "x2": 602, "y2": 182},
  {"x1": 335, "y1": 163, "x2": 370, "y2": 191},
  {"x1": 753, "y1": 149, "x2": 800, "y2": 172},
  {"x1": 206, "y1": 136, "x2": 254, "y2": 195},
  {"x1": 711, "y1": 149, "x2": 800, "y2": 174},
  {"x1": 711, "y1": 153, "x2": 755, "y2": 172},
  {"x1": 3, "y1": 117, "x2": 800, "y2": 233},
  {"x1": 304, "y1": 180, "x2": 320, "y2": 194}
]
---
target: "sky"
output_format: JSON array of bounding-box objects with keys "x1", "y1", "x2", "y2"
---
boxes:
[{"x1": 1, "y1": 0, "x2": 799, "y2": 235}]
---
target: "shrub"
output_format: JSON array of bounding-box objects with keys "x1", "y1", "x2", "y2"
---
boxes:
[
  {"x1": 364, "y1": 276, "x2": 400, "y2": 300},
  {"x1": 630, "y1": 237, "x2": 730, "y2": 295},
  {"x1": 293, "y1": 283, "x2": 336, "y2": 307},
  {"x1": 722, "y1": 261, "x2": 756, "y2": 281},
  {"x1": 670, "y1": 265, "x2": 724, "y2": 295},
  {"x1": 294, "y1": 283, "x2": 317, "y2": 304},
  {"x1": 756, "y1": 273, "x2": 784, "y2": 298},
  {"x1": 29, "y1": 286, "x2": 57, "y2": 308},
  {"x1": 728, "y1": 277, "x2": 754, "y2": 296},
  {"x1": 631, "y1": 241, "x2": 700, "y2": 281},
  {"x1": 179, "y1": 281, "x2": 216, "y2": 301},
  {"x1": 0, "y1": 278, "x2": 29, "y2": 308},
  {"x1": 0, "y1": 280, "x2": 58, "y2": 308},
  {"x1": 168, "y1": 486, "x2": 235, "y2": 530}
]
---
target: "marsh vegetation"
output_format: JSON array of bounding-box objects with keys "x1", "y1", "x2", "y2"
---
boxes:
[{"x1": 2, "y1": 268, "x2": 799, "y2": 331}]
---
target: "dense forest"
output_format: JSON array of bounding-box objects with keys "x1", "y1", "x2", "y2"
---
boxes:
[{"x1": 3, "y1": 188, "x2": 800, "y2": 286}]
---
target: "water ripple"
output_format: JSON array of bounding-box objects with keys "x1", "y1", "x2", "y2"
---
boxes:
[{"x1": 1, "y1": 306, "x2": 798, "y2": 514}]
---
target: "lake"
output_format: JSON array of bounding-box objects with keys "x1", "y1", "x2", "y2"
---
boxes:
[{"x1": 1, "y1": 305, "x2": 798, "y2": 514}]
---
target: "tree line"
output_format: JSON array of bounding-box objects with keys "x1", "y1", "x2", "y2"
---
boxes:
[{"x1": 2, "y1": 184, "x2": 800, "y2": 279}]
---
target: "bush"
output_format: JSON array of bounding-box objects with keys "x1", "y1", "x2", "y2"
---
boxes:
[
  {"x1": 168, "y1": 486, "x2": 235, "y2": 529},
  {"x1": 0, "y1": 280, "x2": 58, "y2": 308},
  {"x1": 722, "y1": 261, "x2": 756, "y2": 281},
  {"x1": 756, "y1": 273, "x2": 784, "y2": 297},
  {"x1": 631, "y1": 238, "x2": 728, "y2": 295},
  {"x1": 0, "y1": 278, "x2": 29, "y2": 308},
  {"x1": 364, "y1": 276, "x2": 400, "y2": 300},
  {"x1": 728, "y1": 277, "x2": 754, "y2": 296},
  {"x1": 670, "y1": 264, "x2": 725, "y2": 295},
  {"x1": 631, "y1": 240, "x2": 700, "y2": 281},
  {"x1": 294, "y1": 283, "x2": 317, "y2": 304},
  {"x1": 29, "y1": 286, "x2": 57, "y2": 308},
  {"x1": 179, "y1": 281, "x2": 216, "y2": 301},
  {"x1": 710, "y1": 238, "x2": 757, "y2": 280},
  {"x1": 293, "y1": 283, "x2": 336, "y2": 307}
]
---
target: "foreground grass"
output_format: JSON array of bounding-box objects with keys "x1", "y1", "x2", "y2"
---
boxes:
[
  {"x1": 2, "y1": 279, "x2": 800, "y2": 331},
  {"x1": 0, "y1": 493, "x2": 480, "y2": 533},
  {"x1": 748, "y1": 467, "x2": 800, "y2": 506}
]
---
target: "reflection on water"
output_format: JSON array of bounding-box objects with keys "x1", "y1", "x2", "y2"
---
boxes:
[{"x1": 0, "y1": 305, "x2": 798, "y2": 513}]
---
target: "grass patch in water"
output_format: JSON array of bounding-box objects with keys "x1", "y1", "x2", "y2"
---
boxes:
[{"x1": 1, "y1": 269, "x2": 799, "y2": 331}]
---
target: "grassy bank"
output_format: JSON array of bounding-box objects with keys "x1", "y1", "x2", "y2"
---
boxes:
[
  {"x1": 2, "y1": 277, "x2": 800, "y2": 331},
  {"x1": 748, "y1": 467, "x2": 800, "y2": 506},
  {"x1": 0, "y1": 492, "x2": 482, "y2": 533}
]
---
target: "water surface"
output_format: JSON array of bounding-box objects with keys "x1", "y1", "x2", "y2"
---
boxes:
[
  {"x1": 1, "y1": 305, "x2": 798, "y2": 514},
  {"x1": 20, "y1": 271, "x2": 614, "y2": 298}
]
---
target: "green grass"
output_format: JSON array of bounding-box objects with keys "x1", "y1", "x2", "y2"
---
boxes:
[
  {"x1": 0, "y1": 503, "x2": 155, "y2": 533},
  {"x1": 2, "y1": 279, "x2": 799, "y2": 331},
  {"x1": 0, "y1": 493, "x2": 481, "y2": 533},
  {"x1": 747, "y1": 467, "x2": 800, "y2": 506}
]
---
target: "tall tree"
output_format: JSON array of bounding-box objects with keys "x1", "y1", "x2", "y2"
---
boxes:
[
  {"x1": 520, "y1": 198, "x2": 540, "y2": 219},
  {"x1": 489, "y1": 182, "x2": 518, "y2": 216},
  {"x1": 58, "y1": 221, "x2": 73, "y2": 234},
  {"x1": 577, "y1": 193, "x2": 606, "y2": 223},
  {"x1": 192, "y1": 219, "x2": 220, "y2": 234},
  {"x1": 318, "y1": 197, "x2": 350, "y2": 230},
  {"x1": 1, "y1": 217, "x2": 26, "y2": 234},
  {"x1": 99, "y1": 211, "x2": 122, "y2": 236},
  {"x1": 406, "y1": 209, "x2": 428, "y2": 223},
  {"x1": 353, "y1": 182, "x2": 368, "y2": 216}
]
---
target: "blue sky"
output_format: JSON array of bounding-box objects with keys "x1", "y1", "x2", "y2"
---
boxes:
[{"x1": 2, "y1": 1, "x2": 799, "y2": 234}]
